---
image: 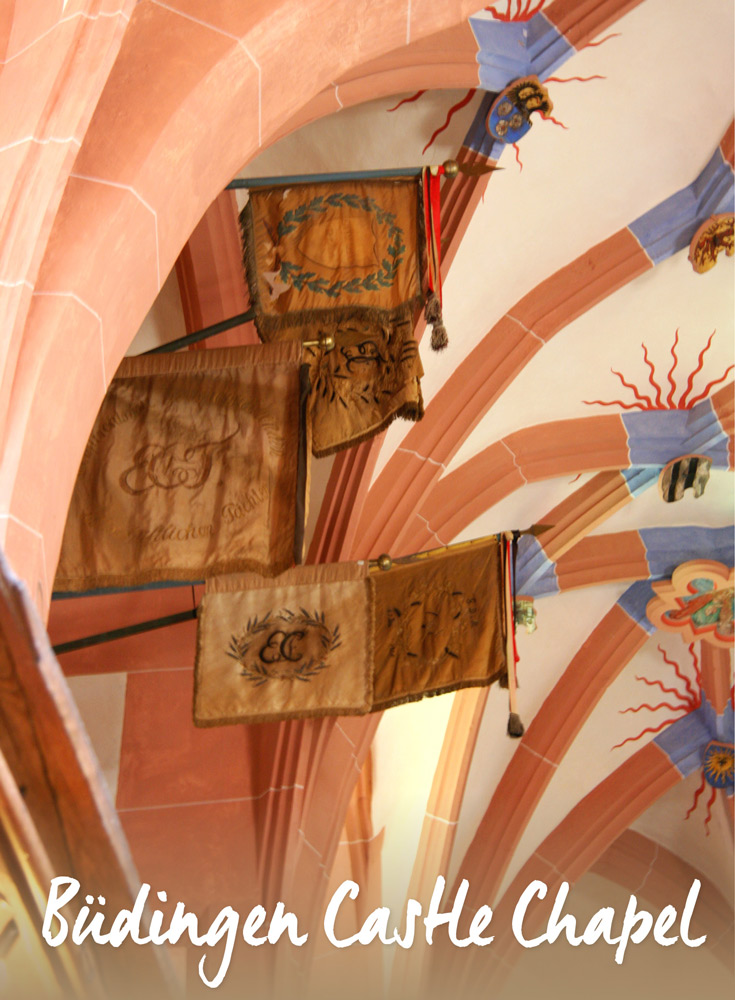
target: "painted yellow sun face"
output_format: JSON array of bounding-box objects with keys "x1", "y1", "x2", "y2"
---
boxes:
[{"x1": 703, "y1": 741, "x2": 734, "y2": 789}]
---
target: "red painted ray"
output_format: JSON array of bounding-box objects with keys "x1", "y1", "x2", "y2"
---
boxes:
[
  {"x1": 584, "y1": 330, "x2": 733, "y2": 411},
  {"x1": 386, "y1": 90, "x2": 427, "y2": 112},
  {"x1": 612, "y1": 644, "x2": 700, "y2": 749},
  {"x1": 543, "y1": 113, "x2": 568, "y2": 129},
  {"x1": 634, "y1": 673, "x2": 692, "y2": 705},
  {"x1": 581, "y1": 31, "x2": 622, "y2": 49},
  {"x1": 612, "y1": 715, "x2": 686, "y2": 750},
  {"x1": 485, "y1": 0, "x2": 547, "y2": 22},
  {"x1": 544, "y1": 75, "x2": 607, "y2": 84},
  {"x1": 703, "y1": 786, "x2": 717, "y2": 836},
  {"x1": 684, "y1": 772, "x2": 707, "y2": 820},
  {"x1": 422, "y1": 88, "x2": 476, "y2": 153}
]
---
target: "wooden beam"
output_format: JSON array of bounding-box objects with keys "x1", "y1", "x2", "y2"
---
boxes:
[{"x1": 0, "y1": 552, "x2": 179, "y2": 997}]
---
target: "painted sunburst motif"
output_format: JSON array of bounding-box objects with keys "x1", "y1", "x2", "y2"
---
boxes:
[
  {"x1": 583, "y1": 328, "x2": 734, "y2": 411},
  {"x1": 484, "y1": 1, "x2": 548, "y2": 21},
  {"x1": 612, "y1": 643, "x2": 734, "y2": 835},
  {"x1": 612, "y1": 642, "x2": 702, "y2": 753},
  {"x1": 703, "y1": 741, "x2": 734, "y2": 789}
]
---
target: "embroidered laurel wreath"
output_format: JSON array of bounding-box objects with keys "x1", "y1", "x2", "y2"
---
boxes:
[
  {"x1": 276, "y1": 193, "x2": 406, "y2": 297},
  {"x1": 227, "y1": 609, "x2": 342, "y2": 685}
]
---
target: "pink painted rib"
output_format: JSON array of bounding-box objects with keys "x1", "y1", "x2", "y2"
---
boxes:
[
  {"x1": 712, "y1": 382, "x2": 734, "y2": 470},
  {"x1": 545, "y1": 0, "x2": 645, "y2": 50},
  {"x1": 174, "y1": 190, "x2": 259, "y2": 348},
  {"x1": 554, "y1": 531, "x2": 650, "y2": 590},
  {"x1": 447, "y1": 603, "x2": 649, "y2": 926},
  {"x1": 411, "y1": 414, "x2": 629, "y2": 549},
  {"x1": 720, "y1": 119, "x2": 734, "y2": 169},
  {"x1": 485, "y1": 743, "x2": 681, "y2": 971},
  {"x1": 537, "y1": 470, "x2": 633, "y2": 562},
  {"x1": 592, "y1": 830, "x2": 733, "y2": 968},
  {"x1": 700, "y1": 645, "x2": 733, "y2": 716},
  {"x1": 356, "y1": 230, "x2": 649, "y2": 556},
  {"x1": 436, "y1": 741, "x2": 681, "y2": 993}
]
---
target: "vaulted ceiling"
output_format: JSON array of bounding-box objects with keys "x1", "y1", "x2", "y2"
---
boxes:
[{"x1": 1, "y1": 1, "x2": 733, "y2": 997}]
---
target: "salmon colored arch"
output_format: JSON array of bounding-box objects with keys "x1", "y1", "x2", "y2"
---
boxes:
[
  {"x1": 408, "y1": 380, "x2": 732, "y2": 550},
  {"x1": 433, "y1": 741, "x2": 681, "y2": 993},
  {"x1": 354, "y1": 228, "x2": 651, "y2": 556},
  {"x1": 592, "y1": 830, "x2": 734, "y2": 968},
  {"x1": 414, "y1": 427, "x2": 632, "y2": 551},
  {"x1": 0, "y1": 0, "x2": 483, "y2": 613}
]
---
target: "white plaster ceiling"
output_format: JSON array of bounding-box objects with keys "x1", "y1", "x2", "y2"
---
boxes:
[{"x1": 119, "y1": 2, "x2": 734, "y2": 975}]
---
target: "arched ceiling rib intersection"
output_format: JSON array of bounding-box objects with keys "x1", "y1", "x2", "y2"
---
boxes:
[{"x1": 21, "y1": 2, "x2": 734, "y2": 995}]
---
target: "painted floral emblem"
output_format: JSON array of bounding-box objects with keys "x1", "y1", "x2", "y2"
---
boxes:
[
  {"x1": 227, "y1": 609, "x2": 341, "y2": 685},
  {"x1": 688, "y1": 213, "x2": 734, "y2": 274},
  {"x1": 647, "y1": 561, "x2": 734, "y2": 648},
  {"x1": 702, "y1": 741, "x2": 734, "y2": 790}
]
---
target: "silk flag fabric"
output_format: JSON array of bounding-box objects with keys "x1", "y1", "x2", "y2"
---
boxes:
[
  {"x1": 240, "y1": 179, "x2": 425, "y2": 456},
  {"x1": 371, "y1": 538, "x2": 507, "y2": 709},
  {"x1": 241, "y1": 179, "x2": 422, "y2": 333},
  {"x1": 194, "y1": 539, "x2": 506, "y2": 726},
  {"x1": 195, "y1": 562, "x2": 374, "y2": 725},
  {"x1": 55, "y1": 342, "x2": 309, "y2": 592},
  {"x1": 271, "y1": 310, "x2": 423, "y2": 457}
]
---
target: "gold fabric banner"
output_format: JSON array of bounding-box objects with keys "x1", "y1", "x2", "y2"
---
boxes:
[
  {"x1": 372, "y1": 540, "x2": 506, "y2": 710},
  {"x1": 55, "y1": 342, "x2": 308, "y2": 592},
  {"x1": 271, "y1": 308, "x2": 423, "y2": 457},
  {"x1": 241, "y1": 178, "x2": 426, "y2": 456},
  {"x1": 194, "y1": 539, "x2": 506, "y2": 725},
  {"x1": 241, "y1": 179, "x2": 421, "y2": 334},
  {"x1": 195, "y1": 563, "x2": 373, "y2": 725}
]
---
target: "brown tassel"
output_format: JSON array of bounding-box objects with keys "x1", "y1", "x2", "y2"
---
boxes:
[
  {"x1": 507, "y1": 712, "x2": 525, "y2": 738},
  {"x1": 430, "y1": 320, "x2": 448, "y2": 352},
  {"x1": 425, "y1": 291, "x2": 449, "y2": 351}
]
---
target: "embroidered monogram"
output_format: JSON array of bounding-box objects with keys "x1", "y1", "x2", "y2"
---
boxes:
[
  {"x1": 385, "y1": 584, "x2": 480, "y2": 667},
  {"x1": 227, "y1": 609, "x2": 341, "y2": 685},
  {"x1": 55, "y1": 342, "x2": 307, "y2": 591},
  {"x1": 194, "y1": 562, "x2": 373, "y2": 726},
  {"x1": 119, "y1": 427, "x2": 240, "y2": 494},
  {"x1": 301, "y1": 310, "x2": 423, "y2": 456}
]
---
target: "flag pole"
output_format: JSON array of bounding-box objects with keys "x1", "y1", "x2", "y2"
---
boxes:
[
  {"x1": 225, "y1": 159, "x2": 500, "y2": 190},
  {"x1": 367, "y1": 524, "x2": 550, "y2": 572},
  {"x1": 141, "y1": 308, "x2": 256, "y2": 355},
  {"x1": 143, "y1": 160, "x2": 500, "y2": 356},
  {"x1": 52, "y1": 609, "x2": 198, "y2": 655},
  {"x1": 52, "y1": 526, "x2": 549, "y2": 649}
]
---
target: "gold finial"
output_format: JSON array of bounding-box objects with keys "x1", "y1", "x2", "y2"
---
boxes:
[
  {"x1": 377, "y1": 553, "x2": 393, "y2": 571},
  {"x1": 442, "y1": 159, "x2": 460, "y2": 177},
  {"x1": 302, "y1": 332, "x2": 336, "y2": 352}
]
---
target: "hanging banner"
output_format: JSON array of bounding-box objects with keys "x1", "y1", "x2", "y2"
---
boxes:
[
  {"x1": 194, "y1": 538, "x2": 506, "y2": 725},
  {"x1": 194, "y1": 562, "x2": 373, "y2": 725},
  {"x1": 55, "y1": 342, "x2": 309, "y2": 592},
  {"x1": 272, "y1": 308, "x2": 423, "y2": 457},
  {"x1": 240, "y1": 177, "x2": 446, "y2": 456},
  {"x1": 371, "y1": 538, "x2": 507, "y2": 710},
  {"x1": 241, "y1": 179, "x2": 422, "y2": 334}
]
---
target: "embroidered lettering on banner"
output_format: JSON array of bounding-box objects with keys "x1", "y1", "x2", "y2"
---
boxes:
[
  {"x1": 385, "y1": 582, "x2": 480, "y2": 667},
  {"x1": 228, "y1": 609, "x2": 342, "y2": 685}
]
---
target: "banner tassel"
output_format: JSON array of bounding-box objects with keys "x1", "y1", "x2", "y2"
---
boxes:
[
  {"x1": 422, "y1": 166, "x2": 448, "y2": 351},
  {"x1": 425, "y1": 291, "x2": 448, "y2": 351}
]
